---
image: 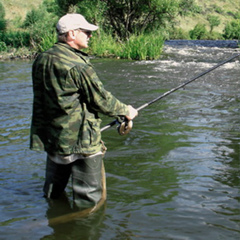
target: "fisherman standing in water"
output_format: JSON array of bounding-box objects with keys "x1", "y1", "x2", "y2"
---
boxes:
[{"x1": 30, "y1": 13, "x2": 138, "y2": 208}]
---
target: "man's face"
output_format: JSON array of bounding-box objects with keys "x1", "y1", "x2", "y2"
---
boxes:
[{"x1": 74, "y1": 29, "x2": 92, "y2": 49}]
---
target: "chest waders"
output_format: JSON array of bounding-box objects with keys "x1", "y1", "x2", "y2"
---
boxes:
[
  {"x1": 47, "y1": 163, "x2": 106, "y2": 225},
  {"x1": 44, "y1": 153, "x2": 106, "y2": 209}
]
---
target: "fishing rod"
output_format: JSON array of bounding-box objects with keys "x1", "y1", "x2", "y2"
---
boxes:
[{"x1": 101, "y1": 53, "x2": 240, "y2": 134}]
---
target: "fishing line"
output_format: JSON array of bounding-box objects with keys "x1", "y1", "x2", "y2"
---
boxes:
[{"x1": 101, "y1": 53, "x2": 240, "y2": 134}]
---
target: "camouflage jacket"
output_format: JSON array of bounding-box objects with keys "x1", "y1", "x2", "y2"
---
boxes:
[{"x1": 30, "y1": 42, "x2": 129, "y2": 155}]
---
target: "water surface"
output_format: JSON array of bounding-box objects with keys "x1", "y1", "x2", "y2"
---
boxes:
[{"x1": 0, "y1": 41, "x2": 239, "y2": 240}]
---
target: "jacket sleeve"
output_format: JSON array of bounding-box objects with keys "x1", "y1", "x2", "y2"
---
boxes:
[
  {"x1": 30, "y1": 55, "x2": 48, "y2": 151},
  {"x1": 72, "y1": 64, "x2": 129, "y2": 117}
]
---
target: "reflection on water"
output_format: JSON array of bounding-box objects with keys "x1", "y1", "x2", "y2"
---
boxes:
[{"x1": 0, "y1": 41, "x2": 239, "y2": 240}]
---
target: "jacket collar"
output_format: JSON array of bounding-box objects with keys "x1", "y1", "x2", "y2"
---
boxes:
[{"x1": 56, "y1": 42, "x2": 89, "y2": 57}]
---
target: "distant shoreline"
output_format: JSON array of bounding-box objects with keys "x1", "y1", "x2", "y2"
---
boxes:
[
  {"x1": 165, "y1": 40, "x2": 240, "y2": 48},
  {"x1": 1, "y1": 40, "x2": 239, "y2": 61}
]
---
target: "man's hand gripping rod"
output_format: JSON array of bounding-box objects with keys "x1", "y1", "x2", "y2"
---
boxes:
[{"x1": 101, "y1": 54, "x2": 240, "y2": 134}]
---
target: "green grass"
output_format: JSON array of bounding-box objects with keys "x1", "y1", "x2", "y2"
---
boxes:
[
  {"x1": 1, "y1": 0, "x2": 43, "y2": 29},
  {"x1": 2, "y1": 0, "x2": 239, "y2": 34},
  {"x1": 177, "y1": 0, "x2": 240, "y2": 34},
  {"x1": 81, "y1": 31, "x2": 164, "y2": 60}
]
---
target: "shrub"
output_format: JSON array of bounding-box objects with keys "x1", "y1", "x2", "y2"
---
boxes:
[
  {"x1": 37, "y1": 32, "x2": 57, "y2": 52},
  {"x1": 0, "y1": 31, "x2": 30, "y2": 48},
  {"x1": 207, "y1": 15, "x2": 220, "y2": 33},
  {"x1": 23, "y1": 9, "x2": 43, "y2": 28},
  {"x1": 192, "y1": 4, "x2": 203, "y2": 14},
  {"x1": 0, "y1": 19, "x2": 6, "y2": 31},
  {"x1": 233, "y1": 12, "x2": 240, "y2": 20},
  {"x1": 212, "y1": 5, "x2": 224, "y2": 14},
  {"x1": 89, "y1": 30, "x2": 121, "y2": 57},
  {"x1": 22, "y1": 5, "x2": 58, "y2": 49},
  {"x1": 0, "y1": 41, "x2": 7, "y2": 51},
  {"x1": 204, "y1": 31, "x2": 224, "y2": 40},
  {"x1": 0, "y1": 2, "x2": 6, "y2": 31},
  {"x1": 223, "y1": 20, "x2": 240, "y2": 39},
  {"x1": 189, "y1": 23, "x2": 207, "y2": 40},
  {"x1": 89, "y1": 30, "x2": 164, "y2": 60},
  {"x1": 168, "y1": 27, "x2": 190, "y2": 39},
  {"x1": 120, "y1": 32, "x2": 164, "y2": 60}
]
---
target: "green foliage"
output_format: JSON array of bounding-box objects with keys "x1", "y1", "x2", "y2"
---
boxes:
[
  {"x1": 89, "y1": 30, "x2": 164, "y2": 60},
  {"x1": 223, "y1": 20, "x2": 240, "y2": 39},
  {"x1": 121, "y1": 33, "x2": 164, "y2": 60},
  {"x1": 37, "y1": 32, "x2": 57, "y2": 52},
  {"x1": 189, "y1": 23, "x2": 207, "y2": 40},
  {"x1": 0, "y1": 41, "x2": 7, "y2": 51},
  {"x1": 12, "y1": 16, "x2": 23, "y2": 28},
  {"x1": 168, "y1": 28, "x2": 190, "y2": 39},
  {"x1": 94, "y1": 0, "x2": 182, "y2": 40},
  {"x1": 23, "y1": 8, "x2": 43, "y2": 28},
  {"x1": 211, "y1": 4, "x2": 224, "y2": 14},
  {"x1": 0, "y1": 18, "x2": 6, "y2": 31},
  {"x1": 0, "y1": 1, "x2": 5, "y2": 19},
  {"x1": 179, "y1": 0, "x2": 201, "y2": 16},
  {"x1": 0, "y1": 31, "x2": 30, "y2": 47},
  {"x1": 204, "y1": 31, "x2": 224, "y2": 40},
  {"x1": 55, "y1": 0, "x2": 79, "y2": 15},
  {"x1": 89, "y1": 30, "x2": 121, "y2": 57},
  {"x1": 76, "y1": 0, "x2": 107, "y2": 28},
  {"x1": 207, "y1": 15, "x2": 220, "y2": 33},
  {"x1": 233, "y1": 12, "x2": 240, "y2": 20},
  {"x1": 1, "y1": 0, "x2": 239, "y2": 58},
  {"x1": 0, "y1": 2, "x2": 6, "y2": 31},
  {"x1": 23, "y1": 4, "x2": 58, "y2": 49},
  {"x1": 43, "y1": 0, "x2": 59, "y2": 14},
  {"x1": 186, "y1": 3, "x2": 203, "y2": 15}
]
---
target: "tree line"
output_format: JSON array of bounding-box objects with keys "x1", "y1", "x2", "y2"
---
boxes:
[{"x1": 0, "y1": 0, "x2": 239, "y2": 60}]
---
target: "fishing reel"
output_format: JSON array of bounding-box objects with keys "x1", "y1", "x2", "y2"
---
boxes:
[{"x1": 117, "y1": 119, "x2": 133, "y2": 136}]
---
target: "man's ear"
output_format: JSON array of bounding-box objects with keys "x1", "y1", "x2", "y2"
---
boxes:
[{"x1": 68, "y1": 30, "x2": 75, "y2": 40}]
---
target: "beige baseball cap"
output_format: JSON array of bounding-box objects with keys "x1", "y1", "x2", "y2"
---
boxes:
[{"x1": 56, "y1": 13, "x2": 98, "y2": 34}]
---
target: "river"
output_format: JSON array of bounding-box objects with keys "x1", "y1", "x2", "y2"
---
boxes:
[{"x1": 0, "y1": 40, "x2": 239, "y2": 240}]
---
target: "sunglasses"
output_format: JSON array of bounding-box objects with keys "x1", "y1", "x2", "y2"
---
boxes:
[{"x1": 80, "y1": 29, "x2": 92, "y2": 36}]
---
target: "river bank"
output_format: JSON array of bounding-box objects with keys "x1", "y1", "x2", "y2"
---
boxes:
[
  {"x1": 0, "y1": 40, "x2": 239, "y2": 61},
  {"x1": 165, "y1": 40, "x2": 239, "y2": 48},
  {"x1": 0, "y1": 47, "x2": 37, "y2": 61}
]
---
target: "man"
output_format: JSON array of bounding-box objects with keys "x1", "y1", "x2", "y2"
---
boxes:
[{"x1": 30, "y1": 13, "x2": 138, "y2": 208}]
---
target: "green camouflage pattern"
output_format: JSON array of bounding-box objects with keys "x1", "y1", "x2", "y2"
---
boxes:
[{"x1": 30, "y1": 43, "x2": 129, "y2": 155}]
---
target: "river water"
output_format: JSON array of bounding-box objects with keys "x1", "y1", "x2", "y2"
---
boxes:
[{"x1": 0, "y1": 41, "x2": 239, "y2": 240}]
